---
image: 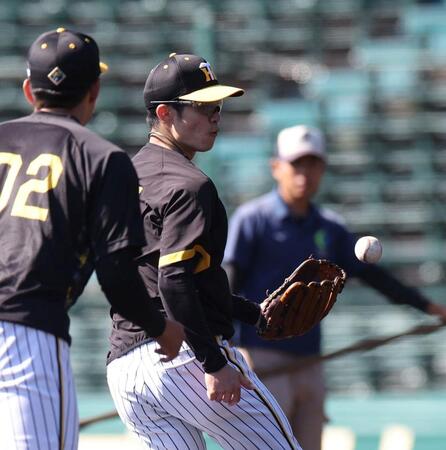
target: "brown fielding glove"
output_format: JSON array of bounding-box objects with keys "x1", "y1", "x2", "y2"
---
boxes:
[{"x1": 258, "y1": 257, "x2": 347, "y2": 340}]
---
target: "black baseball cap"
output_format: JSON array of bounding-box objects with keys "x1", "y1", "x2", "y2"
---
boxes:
[
  {"x1": 27, "y1": 27, "x2": 108, "y2": 95},
  {"x1": 143, "y1": 53, "x2": 244, "y2": 109}
]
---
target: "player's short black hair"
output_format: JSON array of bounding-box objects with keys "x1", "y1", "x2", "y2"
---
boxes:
[{"x1": 32, "y1": 87, "x2": 89, "y2": 109}]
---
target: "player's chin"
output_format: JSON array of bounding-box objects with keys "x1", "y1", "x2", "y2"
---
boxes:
[{"x1": 201, "y1": 135, "x2": 217, "y2": 151}]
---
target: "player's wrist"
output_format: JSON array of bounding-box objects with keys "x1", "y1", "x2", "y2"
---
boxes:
[{"x1": 255, "y1": 310, "x2": 266, "y2": 330}]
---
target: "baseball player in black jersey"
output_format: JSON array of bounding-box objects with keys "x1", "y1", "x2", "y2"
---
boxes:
[
  {"x1": 106, "y1": 54, "x2": 301, "y2": 449},
  {"x1": 0, "y1": 29, "x2": 184, "y2": 450}
]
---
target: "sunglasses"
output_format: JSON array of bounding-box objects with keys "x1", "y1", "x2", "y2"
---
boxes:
[{"x1": 150, "y1": 100, "x2": 223, "y2": 116}]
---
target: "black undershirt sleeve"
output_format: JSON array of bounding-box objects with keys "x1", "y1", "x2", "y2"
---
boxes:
[
  {"x1": 224, "y1": 262, "x2": 245, "y2": 295},
  {"x1": 96, "y1": 248, "x2": 166, "y2": 337},
  {"x1": 357, "y1": 264, "x2": 429, "y2": 312},
  {"x1": 231, "y1": 294, "x2": 261, "y2": 325},
  {"x1": 224, "y1": 262, "x2": 260, "y2": 325},
  {"x1": 158, "y1": 265, "x2": 227, "y2": 373}
]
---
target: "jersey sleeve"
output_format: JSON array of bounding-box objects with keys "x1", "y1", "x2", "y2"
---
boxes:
[
  {"x1": 158, "y1": 184, "x2": 227, "y2": 373},
  {"x1": 159, "y1": 186, "x2": 209, "y2": 263},
  {"x1": 88, "y1": 151, "x2": 145, "y2": 259}
]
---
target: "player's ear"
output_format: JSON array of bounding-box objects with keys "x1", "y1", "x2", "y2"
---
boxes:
[
  {"x1": 22, "y1": 78, "x2": 35, "y2": 106},
  {"x1": 155, "y1": 104, "x2": 172, "y2": 123}
]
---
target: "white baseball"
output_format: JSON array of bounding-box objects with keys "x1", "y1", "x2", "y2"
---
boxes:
[{"x1": 354, "y1": 236, "x2": 382, "y2": 264}]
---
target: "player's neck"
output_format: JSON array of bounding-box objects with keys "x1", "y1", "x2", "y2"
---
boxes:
[
  {"x1": 37, "y1": 99, "x2": 92, "y2": 126},
  {"x1": 149, "y1": 130, "x2": 195, "y2": 160}
]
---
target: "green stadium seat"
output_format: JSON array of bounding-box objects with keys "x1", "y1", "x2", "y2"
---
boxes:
[
  {"x1": 351, "y1": 38, "x2": 422, "y2": 69},
  {"x1": 266, "y1": 26, "x2": 314, "y2": 52},
  {"x1": 197, "y1": 133, "x2": 273, "y2": 209},
  {"x1": 213, "y1": 0, "x2": 266, "y2": 20},
  {"x1": 102, "y1": 55, "x2": 154, "y2": 83},
  {"x1": 371, "y1": 69, "x2": 419, "y2": 100},
  {"x1": 402, "y1": 4, "x2": 446, "y2": 36},
  {"x1": 215, "y1": 24, "x2": 268, "y2": 51},
  {"x1": 264, "y1": 0, "x2": 315, "y2": 20},
  {"x1": 378, "y1": 236, "x2": 446, "y2": 265},
  {"x1": 321, "y1": 95, "x2": 369, "y2": 128},
  {"x1": 68, "y1": 1, "x2": 117, "y2": 23},
  {"x1": 0, "y1": 84, "x2": 27, "y2": 112},
  {"x1": 117, "y1": 0, "x2": 168, "y2": 24},
  {"x1": 370, "y1": 114, "x2": 421, "y2": 145},
  {"x1": 96, "y1": 84, "x2": 144, "y2": 113},
  {"x1": 257, "y1": 99, "x2": 322, "y2": 135},
  {"x1": 303, "y1": 68, "x2": 371, "y2": 98},
  {"x1": 426, "y1": 29, "x2": 446, "y2": 63},
  {"x1": 327, "y1": 150, "x2": 375, "y2": 175},
  {"x1": 381, "y1": 176, "x2": 436, "y2": 203},
  {"x1": 432, "y1": 149, "x2": 446, "y2": 173},
  {"x1": 315, "y1": 0, "x2": 362, "y2": 17},
  {"x1": 0, "y1": 1, "x2": 18, "y2": 21},
  {"x1": 0, "y1": 23, "x2": 19, "y2": 53},
  {"x1": 319, "y1": 174, "x2": 382, "y2": 204},
  {"x1": 210, "y1": 133, "x2": 271, "y2": 160},
  {"x1": 378, "y1": 149, "x2": 433, "y2": 176},
  {"x1": 0, "y1": 56, "x2": 27, "y2": 81},
  {"x1": 17, "y1": 1, "x2": 69, "y2": 25},
  {"x1": 325, "y1": 202, "x2": 439, "y2": 235}
]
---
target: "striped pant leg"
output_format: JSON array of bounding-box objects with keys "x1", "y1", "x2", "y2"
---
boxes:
[
  {"x1": 107, "y1": 342, "x2": 207, "y2": 450},
  {"x1": 108, "y1": 339, "x2": 301, "y2": 450},
  {"x1": 208, "y1": 339, "x2": 301, "y2": 450},
  {"x1": 0, "y1": 321, "x2": 78, "y2": 450}
]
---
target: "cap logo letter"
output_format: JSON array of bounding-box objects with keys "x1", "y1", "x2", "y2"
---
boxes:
[
  {"x1": 199, "y1": 62, "x2": 216, "y2": 82},
  {"x1": 47, "y1": 66, "x2": 66, "y2": 86}
]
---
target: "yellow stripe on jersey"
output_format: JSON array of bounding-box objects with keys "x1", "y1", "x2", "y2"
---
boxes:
[
  {"x1": 159, "y1": 244, "x2": 210, "y2": 273},
  {"x1": 194, "y1": 245, "x2": 211, "y2": 273}
]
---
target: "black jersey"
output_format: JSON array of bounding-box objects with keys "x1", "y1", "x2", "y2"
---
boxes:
[
  {"x1": 108, "y1": 143, "x2": 259, "y2": 372},
  {"x1": 0, "y1": 111, "x2": 145, "y2": 343}
]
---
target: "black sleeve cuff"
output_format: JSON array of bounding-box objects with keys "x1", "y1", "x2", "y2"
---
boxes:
[
  {"x1": 232, "y1": 294, "x2": 261, "y2": 325},
  {"x1": 203, "y1": 349, "x2": 228, "y2": 373}
]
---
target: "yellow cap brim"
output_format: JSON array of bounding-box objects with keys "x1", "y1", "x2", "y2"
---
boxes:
[
  {"x1": 179, "y1": 84, "x2": 244, "y2": 102},
  {"x1": 100, "y1": 61, "x2": 108, "y2": 73}
]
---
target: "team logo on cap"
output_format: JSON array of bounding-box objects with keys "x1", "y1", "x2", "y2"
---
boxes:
[
  {"x1": 199, "y1": 62, "x2": 216, "y2": 82},
  {"x1": 47, "y1": 66, "x2": 66, "y2": 86}
]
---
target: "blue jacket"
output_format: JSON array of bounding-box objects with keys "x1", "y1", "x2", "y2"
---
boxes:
[{"x1": 224, "y1": 190, "x2": 429, "y2": 356}]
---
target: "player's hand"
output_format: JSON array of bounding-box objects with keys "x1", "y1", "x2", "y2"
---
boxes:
[
  {"x1": 155, "y1": 318, "x2": 185, "y2": 362},
  {"x1": 205, "y1": 364, "x2": 254, "y2": 406}
]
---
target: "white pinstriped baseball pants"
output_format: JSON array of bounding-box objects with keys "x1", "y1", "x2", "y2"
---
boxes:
[
  {"x1": 107, "y1": 337, "x2": 301, "y2": 450},
  {"x1": 0, "y1": 321, "x2": 78, "y2": 450}
]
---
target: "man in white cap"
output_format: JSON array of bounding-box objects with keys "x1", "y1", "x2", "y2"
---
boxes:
[{"x1": 224, "y1": 124, "x2": 446, "y2": 450}]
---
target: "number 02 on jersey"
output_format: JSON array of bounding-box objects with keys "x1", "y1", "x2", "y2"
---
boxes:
[{"x1": 0, "y1": 152, "x2": 63, "y2": 221}]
